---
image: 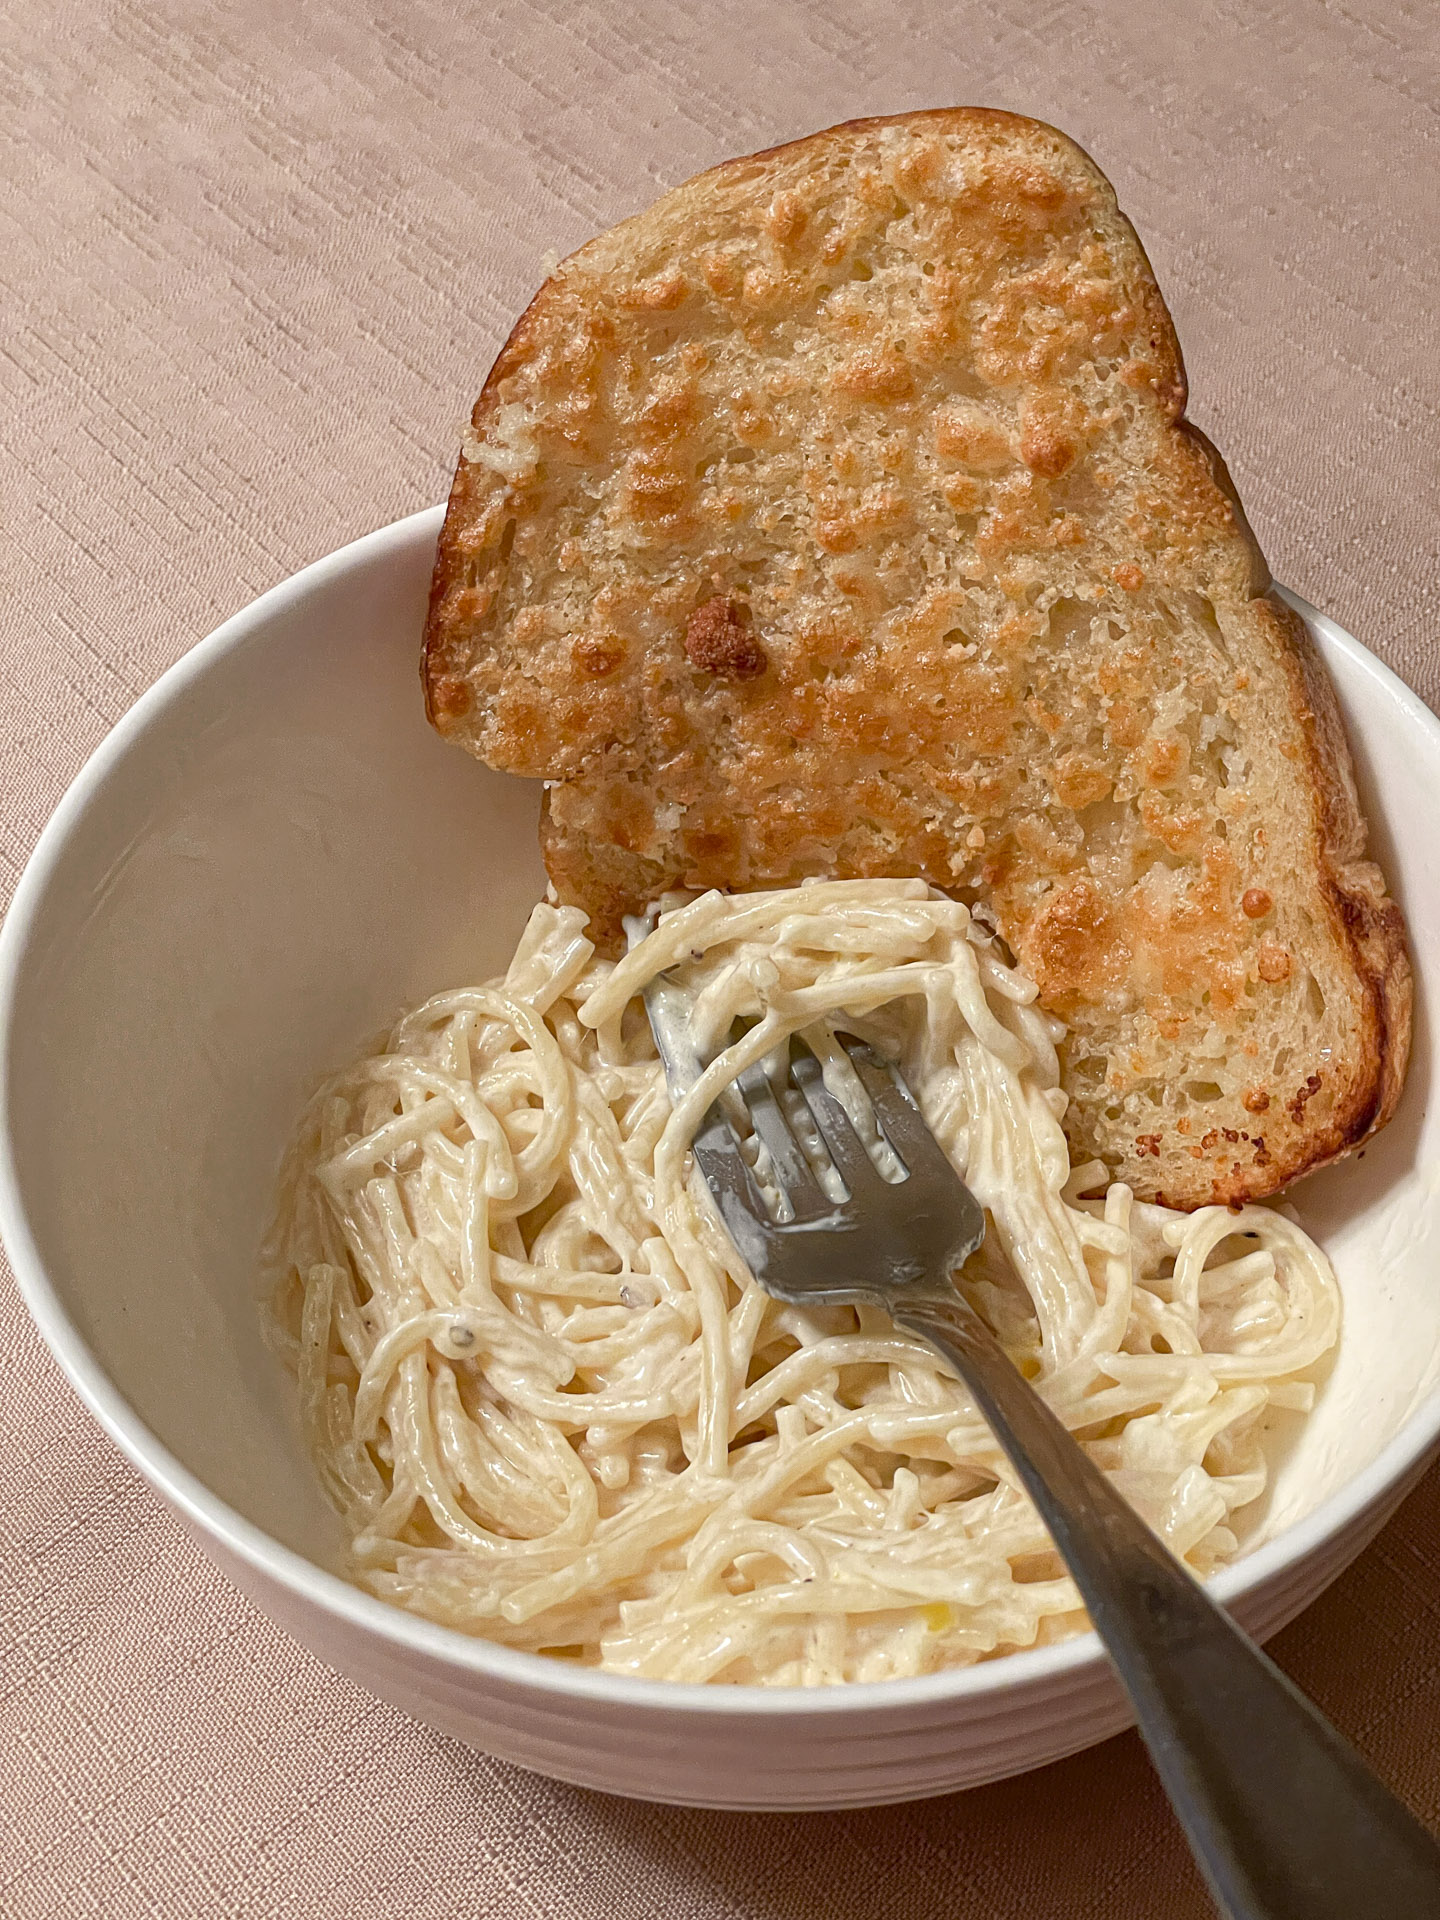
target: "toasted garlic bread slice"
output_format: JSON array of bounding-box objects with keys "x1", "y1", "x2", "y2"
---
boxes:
[{"x1": 423, "y1": 108, "x2": 1409, "y2": 1207}]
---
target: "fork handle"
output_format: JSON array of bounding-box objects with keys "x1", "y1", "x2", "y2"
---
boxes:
[{"x1": 893, "y1": 1289, "x2": 1440, "y2": 1920}]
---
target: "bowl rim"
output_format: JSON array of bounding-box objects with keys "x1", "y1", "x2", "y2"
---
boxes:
[{"x1": 2, "y1": 505, "x2": 1438, "y2": 1721}]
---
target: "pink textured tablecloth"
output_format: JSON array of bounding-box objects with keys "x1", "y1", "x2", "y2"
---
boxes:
[{"x1": 3, "y1": 3, "x2": 1439, "y2": 1913}]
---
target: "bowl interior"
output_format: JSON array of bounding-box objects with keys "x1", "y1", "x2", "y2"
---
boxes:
[
  {"x1": 4, "y1": 517, "x2": 1439, "y2": 1594},
  {"x1": 2, "y1": 515, "x2": 544, "y2": 1563}
]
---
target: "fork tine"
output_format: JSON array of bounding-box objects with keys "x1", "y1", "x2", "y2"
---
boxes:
[
  {"x1": 689, "y1": 1107, "x2": 778, "y2": 1270},
  {"x1": 839, "y1": 1035, "x2": 960, "y2": 1184},
  {"x1": 736, "y1": 1055, "x2": 829, "y2": 1216},
  {"x1": 790, "y1": 1044, "x2": 885, "y2": 1195}
]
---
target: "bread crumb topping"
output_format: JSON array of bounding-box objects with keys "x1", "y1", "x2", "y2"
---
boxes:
[{"x1": 684, "y1": 596, "x2": 768, "y2": 679}]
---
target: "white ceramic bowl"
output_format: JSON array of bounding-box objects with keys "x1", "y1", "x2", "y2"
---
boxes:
[{"x1": 3, "y1": 506, "x2": 1439, "y2": 1810}]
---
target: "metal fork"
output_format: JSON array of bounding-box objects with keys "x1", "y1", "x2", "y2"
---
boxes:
[{"x1": 634, "y1": 944, "x2": 1440, "y2": 1920}]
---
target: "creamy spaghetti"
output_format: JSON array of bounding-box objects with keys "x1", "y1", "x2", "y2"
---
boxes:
[{"x1": 262, "y1": 880, "x2": 1339, "y2": 1685}]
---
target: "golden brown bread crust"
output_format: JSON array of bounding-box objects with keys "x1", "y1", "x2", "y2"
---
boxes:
[
  {"x1": 1254, "y1": 597, "x2": 1412, "y2": 1185},
  {"x1": 423, "y1": 107, "x2": 1411, "y2": 1206}
]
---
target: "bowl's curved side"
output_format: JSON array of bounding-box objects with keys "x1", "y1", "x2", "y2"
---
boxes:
[
  {"x1": 193, "y1": 1450, "x2": 1431, "y2": 1811},
  {"x1": 2, "y1": 519, "x2": 1439, "y2": 1810},
  {"x1": 192, "y1": 1507, "x2": 1136, "y2": 1808}
]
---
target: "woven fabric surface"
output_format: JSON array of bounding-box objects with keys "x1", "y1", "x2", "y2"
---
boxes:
[{"x1": 3, "y1": 2, "x2": 1438, "y2": 1913}]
